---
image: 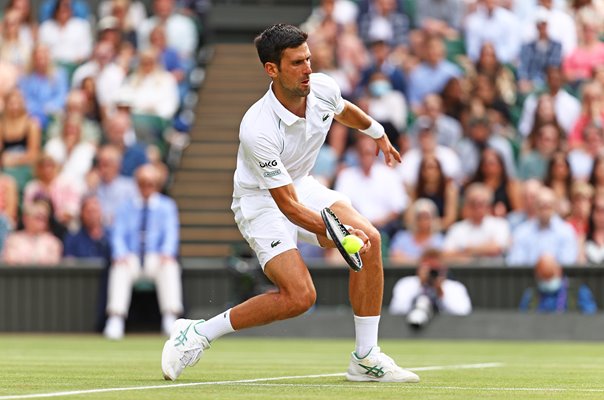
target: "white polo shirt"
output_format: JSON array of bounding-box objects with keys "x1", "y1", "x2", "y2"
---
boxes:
[{"x1": 233, "y1": 73, "x2": 345, "y2": 197}]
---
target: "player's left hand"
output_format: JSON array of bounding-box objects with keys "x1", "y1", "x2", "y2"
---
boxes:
[
  {"x1": 374, "y1": 135, "x2": 402, "y2": 167},
  {"x1": 347, "y1": 227, "x2": 371, "y2": 254}
]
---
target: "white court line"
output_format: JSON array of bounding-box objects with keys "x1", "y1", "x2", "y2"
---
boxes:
[{"x1": 0, "y1": 362, "x2": 501, "y2": 400}]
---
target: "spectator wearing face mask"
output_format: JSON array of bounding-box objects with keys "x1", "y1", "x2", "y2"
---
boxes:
[{"x1": 519, "y1": 254, "x2": 597, "y2": 314}]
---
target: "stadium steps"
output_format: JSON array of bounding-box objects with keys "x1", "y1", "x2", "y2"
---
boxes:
[{"x1": 171, "y1": 43, "x2": 267, "y2": 258}]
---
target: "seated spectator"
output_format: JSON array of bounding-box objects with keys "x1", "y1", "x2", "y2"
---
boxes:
[
  {"x1": 0, "y1": 60, "x2": 19, "y2": 113},
  {"x1": 71, "y1": 41, "x2": 126, "y2": 114},
  {"x1": 44, "y1": 113, "x2": 96, "y2": 186},
  {"x1": 524, "y1": 94, "x2": 565, "y2": 150},
  {"x1": 38, "y1": 0, "x2": 90, "y2": 22},
  {"x1": 408, "y1": 155, "x2": 459, "y2": 230},
  {"x1": 0, "y1": 162, "x2": 18, "y2": 225},
  {"x1": 390, "y1": 199, "x2": 444, "y2": 264},
  {"x1": 23, "y1": 154, "x2": 84, "y2": 231},
  {"x1": 0, "y1": 88, "x2": 41, "y2": 190},
  {"x1": 63, "y1": 195, "x2": 110, "y2": 260},
  {"x1": 309, "y1": 39, "x2": 356, "y2": 99},
  {"x1": 464, "y1": 0, "x2": 521, "y2": 64},
  {"x1": 357, "y1": 0, "x2": 409, "y2": 49},
  {"x1": 335, "y1": 135, "x2": 408, "y2": 240},
  {"x1": 467, "y1": 148, "x2": 521, "y2": 217},
  {"x1": 46, "y1": 89, "x2": 102, "y2": 145},
  {"x1": 80, "y1": 76, "x2": 103, "y2": 123},
  {"x1": 519, "y1": 123, "x2": 562, "y2": 180},
  {"x1": 517, "y1": 8, "x2": 562, "y2": 93},
  {"x1": 415, "y1": 0, "x2": 465, "y2": 38},
  {"x1": 440, "y1": 77, "x2": 469, "y2": 123},
  {"x1": 358, "y1": 39, "x2": 406, "y2": 99},
  {"x1": 18, "y1": 44, "x2": 68, "y2": 129},
  {"x1": 518, "y1": 66, "x2": 581, "y2": 138},
  {"x1": 2, "y1": 200, "x2": 62, "y2": 265},
  {"x1": 38, "y1": 0, "x2": 92, "y2": 66},
  {"x1": 584, "y1": 193, "x2": 604, "y2": 264},
  {"x1": 137, "y1": 0, "x2": 198, "y2": 64},
  {"x1": 4, "y1": 0, "x2": 36, "y2": 51},
  {"x1": 122, "y1": 48, "x2": 179, "y2": 120},
  {"x1": 472, "y1": 74, "x2": 513, "y2": 130},
  {"x1": 442, "y1": 183, "x2": 511, "y2": 264},
  {"x1": 389, "y1": 248, "x2": 472, "y2": 328},
  {"x1": 519, "y1": 254, "x2": 597, "y2": 314},
  {"x1": 566, "y1": 181, "x2": 594, "y2": 247},
  {"x1": 103, "y1": 112, "x2": 148, "y2": 177},
  {"x1": 454, "y1": 114, "x2": 516, "y2": 182},
  {"x1": 398, "y1": 117, "x2": 463, "y2": 189},
  {"x1": 562, "y1": 16, "x2": 604, "y2": 88},
  {"x1": 507, "y1": 187, "x2": 578, "y2": 266},
  {"x1": 521, "y1": 2, "x2": 576, "y2": 58},
  {"x1": 544, "y1": 151, "x2": 573, "y2": 217},
  {"x1": 568, "y1": 123, "x2": 604, "y2": 180},
  {"x1": 508, "y1": 179, "x2": 543, "y2": 232},
  {"x1": 149, "y1": 24, "x2": 187, "y2": 94},
  {"x1": 472, "y1": 43, "x2": 517, "y2": 108},
  {"x1": 0, "y1": 9, "x2": 33, "y2": 74},
  {"x1": 589, "y1": 155, "x2": 604, "y2": 192},
  {"x1": 359, "y1": 70, "x2": 407, "y2": 148},
  {"x1": 569, "y1": 81, "x2": 604, "y2": 147},
  {"x1": 407, "y1": 36, "x2": 462, "y2": 111},
  {"x1": 98, "y1": 0, "x2": 147, "y2": 34},
  {"x1": 104, "y1": 164, "x2": 183, "y2": 339},
  {"x1": 409, "y1": 94, "x2": 462, "y2": 149},
  {"x1": 88, "y1": 145, "x2": 139, "y2": 226}
]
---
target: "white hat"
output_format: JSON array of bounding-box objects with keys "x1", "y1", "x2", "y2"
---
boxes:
[
  {"x1": 98, "y1": 16, "x2": 119, "y2": 31},
  {"x1": 535, "y1": 6, "x2": 550, "y2": 24}
]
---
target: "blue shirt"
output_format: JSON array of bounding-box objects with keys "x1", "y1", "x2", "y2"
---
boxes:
[
  {"x1": 160, "y1": 48, "x2": 184, "y2": 73},
  {"x1": 517, "y1": 40, "x2": 562, "y2": 83},
  {"x1": 507, "y1": 216, "x2": 578, "y2": 266},
  {"x1": 63, "y1": 228, "x2": 110, "y2": 260},
  {"x1": 18, "y1": 69, "x2": 68, "y2": 128},
  {"x1": 519, "y1": 278, "x2": 598, "y2": 314},
  {"x1": 121, "y1": 145, "x2": 148, "y2": 177},
  {"x1": 111, "y1": 193, "x2": 179, "y2": 259},
  {"x1": 389, "y1": 231, "x2": 444, "y2": 260},
  {"x1": 94, "y1": 176, "x2": 139, "y2": 227},
  {"x1": 38, "y1": 0, "x2": 90, "y2": 22},
  {"x1": 407, "y1": 61, "x2": 461, "y2": 106}
]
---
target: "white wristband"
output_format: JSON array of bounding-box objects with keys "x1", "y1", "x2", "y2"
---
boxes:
[
  {"x1": 359, "y1": 118, "x2": 385, "y2": 139},
  {"x1": 325, "y1": 225, "x2": 353, "y2": 241}
]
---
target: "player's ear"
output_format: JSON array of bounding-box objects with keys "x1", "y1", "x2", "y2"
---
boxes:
[{"x1": 264, "y1": 62, "x2": 279, "y2": 78}]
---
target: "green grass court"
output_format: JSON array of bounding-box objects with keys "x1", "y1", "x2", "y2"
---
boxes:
[{"x1": 2, "y1": 336, "x2": 604, "y2": 399}]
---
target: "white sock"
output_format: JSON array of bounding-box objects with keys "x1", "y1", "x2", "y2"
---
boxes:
[
  {"x1": 354, "y1": 315, "x2": 380, "y2": 358},
  {"x1": 194, "y1": 308, "x2": 235, "y2": 342}
]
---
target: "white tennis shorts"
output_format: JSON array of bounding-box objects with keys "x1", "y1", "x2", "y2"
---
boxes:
[{"x1": 231, "y1": 175, "x2": 350, "y2": 268}]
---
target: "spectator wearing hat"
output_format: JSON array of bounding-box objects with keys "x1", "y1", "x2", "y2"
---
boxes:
[
  {"x1": 517, "y1": 7, "x2": 562, "y2": 94},
  {"x1": 2, "y1": 200, "x2": 62, "y2": 265},
  {"x1": 397, "y1": 116, "x2": 463, "y2": 190},
  {"x1": 522, "y1": 2, "x2": 577, "y2": 57}
]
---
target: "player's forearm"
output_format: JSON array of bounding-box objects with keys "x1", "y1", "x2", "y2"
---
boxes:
[
  {"x1": 277, "y1": 200, "x2": 326, "y2": 237},
  {"x1": 334, "y1": 100, "x2": 372, "y2": 130}
]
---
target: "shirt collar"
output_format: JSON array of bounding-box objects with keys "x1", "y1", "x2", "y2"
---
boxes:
[
  {"x1": 267, "y1": 82, "x2": 315, "y2": 127},
  {"x1": 134, "y1": 192, "x2": 160, "y2": 208}
]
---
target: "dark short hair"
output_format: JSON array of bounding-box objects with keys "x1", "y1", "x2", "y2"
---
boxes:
[{"x1": 254, "y1": 24, "x2": 308, "y2": 67}]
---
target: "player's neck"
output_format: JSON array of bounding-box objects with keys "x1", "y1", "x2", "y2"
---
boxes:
[{"x1": 272, "y1": 85, "x2": 307, "y2": 118}]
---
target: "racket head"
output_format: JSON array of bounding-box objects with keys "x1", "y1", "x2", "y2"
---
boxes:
[{"x1": 321, "y1": 207, "x2": 363, "y2": 272}]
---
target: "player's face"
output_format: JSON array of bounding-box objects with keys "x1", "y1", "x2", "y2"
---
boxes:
[{"x1": 275, "y1": 43, "x2": 312, "y2": 97}]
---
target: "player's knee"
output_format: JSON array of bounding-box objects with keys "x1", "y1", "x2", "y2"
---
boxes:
[
  {"x1": 288, "y1": 286, "x2": 316, "y2": 316},
  {"x1": 366, "y1": 225, "x2": 381, "y2": 250}
]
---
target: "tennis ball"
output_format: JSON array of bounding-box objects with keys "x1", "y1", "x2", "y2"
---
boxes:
[{"x1": 342, "y1": 235, "x2": 364, "y2": 254}]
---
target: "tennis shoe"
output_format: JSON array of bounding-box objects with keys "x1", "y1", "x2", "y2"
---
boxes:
[
  {"x1": 161, "y1": 318, "x2": 210, "y2": 381},
  {"x1": 346, "y1": 347, "x2": 419, "y2": 383}
]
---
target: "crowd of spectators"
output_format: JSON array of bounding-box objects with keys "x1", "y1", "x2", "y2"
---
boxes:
[
  {"x1": 0, "y1": 0, "x2": 207, "y2": 267},
  {"x1": 302, "y1": 0, "x2": 604, "y2": 272}
]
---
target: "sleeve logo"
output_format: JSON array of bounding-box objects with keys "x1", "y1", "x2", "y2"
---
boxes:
[
  {"x1": 263, "y1": 169, "x2": 281, "y2": 177},
  {"x1": 259, "y1": 160, "x2": 278, "y2": 168}
]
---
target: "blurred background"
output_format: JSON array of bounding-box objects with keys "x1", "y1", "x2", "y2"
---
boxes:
[{"x1": 0, "y1": 0, "x2": 603, "y2": 341}]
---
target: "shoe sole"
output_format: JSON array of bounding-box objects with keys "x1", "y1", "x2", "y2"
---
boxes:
[{"x1": 345, "y1": 372, "x2": 420, "y2": 383}]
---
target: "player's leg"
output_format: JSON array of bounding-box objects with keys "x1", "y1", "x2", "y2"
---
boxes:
[{"x1": 330, "y1": 200, "x2": 419, "y2": 383}]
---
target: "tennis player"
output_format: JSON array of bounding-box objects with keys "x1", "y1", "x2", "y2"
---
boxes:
[{"x1": 162, "y1": 23, "x2": 419, "y2": 383}]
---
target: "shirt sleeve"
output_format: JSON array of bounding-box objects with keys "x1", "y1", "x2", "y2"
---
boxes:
[
  {"x1": 239, "y1": 127, "x2": 293, "y2": 190},
  {"x1": 311, "y1": 73, "x2": 345, "y2": 114}
]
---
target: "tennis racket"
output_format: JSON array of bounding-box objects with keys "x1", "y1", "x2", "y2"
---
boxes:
[{"x1": 321, "y1": 207, "x2": 363, "y2": 272}]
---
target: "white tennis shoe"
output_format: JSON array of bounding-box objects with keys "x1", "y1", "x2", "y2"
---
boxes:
[
  {"x1": 161, "y1": 318, "x2": 210, "y2": 381},
  {"x1": 346, "y1": 347, "x2": 420, "y2": 383}
]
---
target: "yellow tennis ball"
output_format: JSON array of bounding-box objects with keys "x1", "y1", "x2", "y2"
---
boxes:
[{"x1": 342, "y1": 235, "x2": 364, "y2": 254}]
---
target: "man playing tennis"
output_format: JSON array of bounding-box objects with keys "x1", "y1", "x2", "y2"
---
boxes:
[{"x1": 162, "y1": 23, "x2": 419, "y2": 383}]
